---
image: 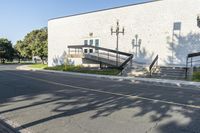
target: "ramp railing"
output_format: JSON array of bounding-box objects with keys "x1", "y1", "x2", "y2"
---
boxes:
[
  {"x1": 149, "y1": 55, "x2": 159, "y2": 77},
  {"x1": 185, "y1": 52, "x2": 200, "y2": 79},
  {"x1": 68, "y1": 45, "x2": 133, "y2": 69}
]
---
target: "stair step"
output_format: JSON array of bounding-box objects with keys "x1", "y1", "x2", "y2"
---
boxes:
[
  {"x1": 159, "y1": 72, "x2": 185, "y2": 75},
  {"x1": 154, "y1": 76, "x2": 186, "y2": 79}
]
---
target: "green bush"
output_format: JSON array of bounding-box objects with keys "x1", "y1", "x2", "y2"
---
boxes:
[
  {"x1": 45, "y1": 65, "x2": 120, "y2": 76},
  {"x1": 192, "y1": 71, "x2": 200, "y2": 82},
  {"x1": 45, "y1": 65, "x2": 82, "y2": 71}
]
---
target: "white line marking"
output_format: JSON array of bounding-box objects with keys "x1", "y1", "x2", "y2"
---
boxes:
[{"x1": 4, "y1": 71, "x2": 200, "y2": 109}]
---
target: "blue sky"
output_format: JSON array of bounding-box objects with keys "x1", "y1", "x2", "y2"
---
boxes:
[{"x1": 0, "y1": 0, "x2": 149, "y2": 44}]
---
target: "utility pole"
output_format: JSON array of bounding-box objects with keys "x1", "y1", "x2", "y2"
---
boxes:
[{"x1": 111, "y1": 20, "x2": 125, "y2": 66}]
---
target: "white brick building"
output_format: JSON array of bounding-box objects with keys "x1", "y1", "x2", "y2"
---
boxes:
[{"x1": 48, "y1": 0, "x2": 200, "y2": 67}]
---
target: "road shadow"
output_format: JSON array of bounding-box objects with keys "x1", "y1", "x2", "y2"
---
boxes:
[{"x1": 0, "y1": 70, "x2": 200, "y2": 133}]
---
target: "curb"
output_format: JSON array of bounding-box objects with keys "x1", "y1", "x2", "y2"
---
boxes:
[{"x1": 16, "y1": 65, "x2": 200, "y2": 89}]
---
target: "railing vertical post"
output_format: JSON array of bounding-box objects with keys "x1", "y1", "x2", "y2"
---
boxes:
[
  {"x1": 150, "y1": 70, "x2": 152, "y2": 77},
  {"x1": 130, "y1": 57, "x2": 133, "y2": 67},
  {"x1": 149, "y1": 55, "x2": 158, "y2": 78},
  {"x1": 185, "y1": 57, "x2": 188, "y2": 79},
  {"x1": 98, "y1": 49, "x2": 100, "y2": 61},
  {"x1": 119, "y1": 54, "x2": 120, "y2": 66}
]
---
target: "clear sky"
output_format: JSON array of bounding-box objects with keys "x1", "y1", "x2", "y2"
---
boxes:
[{"x1": 0, "y1": 0, "x2": 149, "y2": 44}]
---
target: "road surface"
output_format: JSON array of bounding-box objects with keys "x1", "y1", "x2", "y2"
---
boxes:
[{"x1": 0, "y1": 65, "x2": 200, "y2": 133}]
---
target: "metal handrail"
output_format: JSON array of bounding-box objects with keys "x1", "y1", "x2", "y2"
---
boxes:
[
  {"x1": 119, "y1": 55, "x2": 133, "y2": 70},
  {"x1": 149, "y1": 55, "x2": 159, "y2": 77},
  {"x1": 68, "y1": 45, "x2": 133, "y2": 70},
  {"x1": 185, "y1": 52, "x2": 200, "y2": 79},
  {"x1": 68, "y1": 45, "x2": 132, "y2": 56}
]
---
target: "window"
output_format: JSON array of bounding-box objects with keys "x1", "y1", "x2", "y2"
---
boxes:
[
  {"x1": 89, "y1": 49, "x2": 93, "y2": 53},
  {"x1": 95, "y1": 39, "x2": 99, "y2": 47},
  {"x1": 89, "y1": 39, "x2": 93, "y2": 46},
  {"x1": 84, "y1": 40, "x2": 88, "y2": 46},
  {"x1": 84, "y1": 49, "x2": 88, "y2": 53}
]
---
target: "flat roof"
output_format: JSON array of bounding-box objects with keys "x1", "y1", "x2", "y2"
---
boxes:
[{"x1": 49, "y1": 0, "x2": 163, "y2": 21}]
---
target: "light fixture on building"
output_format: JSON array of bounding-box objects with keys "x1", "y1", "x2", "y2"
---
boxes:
[{"x1": 89, "y1": 32, "x2": 93, "y2": 37}]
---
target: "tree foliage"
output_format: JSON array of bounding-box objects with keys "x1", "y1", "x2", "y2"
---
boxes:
[
  {"x1": 15, "y1": 27, "x2": 48, "y2": 63},
  {"x1": 0, "y1": 38, "x2": 14, "y2": 63}
]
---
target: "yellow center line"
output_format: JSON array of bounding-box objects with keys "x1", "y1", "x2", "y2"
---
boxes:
[{"x1": 3, "y1": 71, "x2": 200, "y2": 109}]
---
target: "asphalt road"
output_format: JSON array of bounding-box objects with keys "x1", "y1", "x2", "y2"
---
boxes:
[{"x1": 0, "y1": 65, "x2": 200, "y2": 133}]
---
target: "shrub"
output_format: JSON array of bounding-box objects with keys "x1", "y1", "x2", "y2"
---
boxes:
[
  {"x1": 45, "y1": 65, "x2": 120, "y2": 75},
  {"x1": 192, "y1": 71, "x2": 200, "y2": 82}
]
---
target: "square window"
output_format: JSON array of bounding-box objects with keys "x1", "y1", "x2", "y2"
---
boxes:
[
  {"x1": 89, "y1": 49, "x2": 93, "y2": 53},
  {"x1": 84, "y1": 49, "x2": 88, "y2": 53},
  {"x1": 95, "y1": 39, "x2": 99, "y2": 47},
  {"x1": 90, "y1": 40, "x2": 93, "y2": 45},
  {"x1": 84, "y1": 40, "x2": 88, "y2": 45}
]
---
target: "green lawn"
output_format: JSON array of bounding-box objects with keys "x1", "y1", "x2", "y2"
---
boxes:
[
  {"x1": 45, "y1": 65, "x2": 121, "y2": 76},
  {"x1": 29, "y1": 64, "x2": 48, "y2": 69}
]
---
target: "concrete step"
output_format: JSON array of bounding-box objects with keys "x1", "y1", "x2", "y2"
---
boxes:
[
  {"x1": 123, "y1": 65, "x2": 187, "y2": 80},
  {"x1": 157, "y1": 71, "x2": 185, "y2": 75},
  {"x1": 159, "y1": 70, "x2": 185, "y2": 74},
  {"x1": 151, "y1": 66, "x2": 186, "y2": 80},
  {"x1": 159, "y1": 68, "x2": 185, "y2": 71},
  {"x1": 151, "y1": 76, "x2": 186, "y2": 80}
]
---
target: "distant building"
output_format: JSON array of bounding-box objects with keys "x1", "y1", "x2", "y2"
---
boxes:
[{"x1": 48, "y1": 0, "x2": 200, "y2": 67}]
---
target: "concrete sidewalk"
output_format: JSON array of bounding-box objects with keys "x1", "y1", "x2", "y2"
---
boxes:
[{"x1": 16, "y1": 65, "x2": 200, "y2": 89}]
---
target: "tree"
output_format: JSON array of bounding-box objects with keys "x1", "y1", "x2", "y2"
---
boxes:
[
  {"x1": 14, "y1": 40, "x2": 23, "y2": 63},
  {"x1": 30, "y1": 28, "x2": 48, "y2": 64},
  {"x1": 0, "y1": 38, "x2": 14, "y2": 63},
  {"x1": 14, "y1": 27, "x2": 48, "y2": 64}
]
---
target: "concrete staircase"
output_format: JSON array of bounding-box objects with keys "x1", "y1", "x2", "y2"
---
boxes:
[
  {"x1": 151, "y1": 66, "x2": 186, "y2": 80},
  {"x1": 122, "y1": 64, "x2": 186, "y2": 80}
]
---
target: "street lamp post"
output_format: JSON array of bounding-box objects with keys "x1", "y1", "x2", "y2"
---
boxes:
[
  {"x1": 132, "y1": 34, "x2": 142, "y2": 58},
  {"x1": 111, "y1": 20, "x2": 125, "y2": 66}
]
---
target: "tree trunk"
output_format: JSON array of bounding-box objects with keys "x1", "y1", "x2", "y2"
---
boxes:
[
  {"x1": 18, "y1": 58, "x2": 20, "y2": 64},
  {"x1": 40, "y1": 56, "x2": 44, "y2": 64}
]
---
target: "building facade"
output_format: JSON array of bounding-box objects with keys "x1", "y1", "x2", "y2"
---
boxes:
[{"x1": 48, "y1": 0, "x2": 200, "y2": 67}]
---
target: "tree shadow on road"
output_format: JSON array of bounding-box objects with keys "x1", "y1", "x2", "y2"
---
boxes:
[{"x1": 0, "y1": 70, "x2": 200, "y2": 133}]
